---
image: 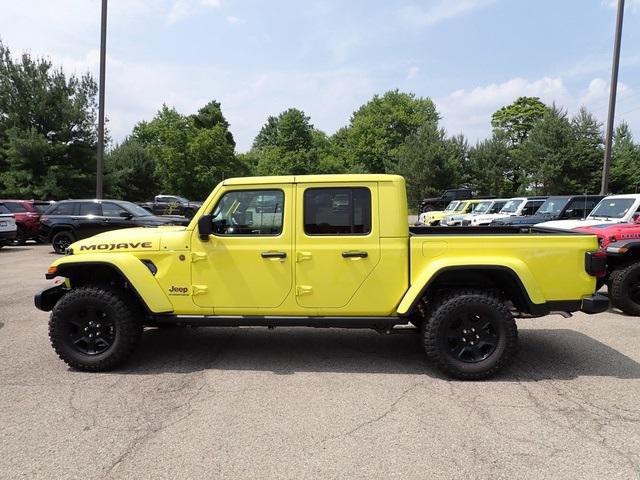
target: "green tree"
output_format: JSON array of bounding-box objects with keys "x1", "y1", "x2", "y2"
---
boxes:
[
  {"x1": 395, "y1": 124, "x2": 467, "y2": 207},
  {"x1": 466, "y1": 136, "x2": 512, "y2": 196},
  {"x1": 491, "y1": 96, "x2": 549, "y2": 147},
  {"x1": 610, "y1": 122, "x2": 640, "y2": 193},
  {"x1": 568, "y1": 108, "x2": 603, "y2": 193},
  {"x1": 519, "y1": 105, "x2": 574, "y2": 194},
  {"x1": 132, "y1": 101, "x2": 242, "y2": 199},
  {"x1": 340, "y1": 90, "x2": 439, "y2": 173},
  {"x1": 104, "y1": 138, "x2": 158, "y2": 201},
  {"x1": 252, "y1": 108, "x2": 318, "y2": 175},
  {"x1": 0, "y1": 41, "x2": 98, "y2": 199}
]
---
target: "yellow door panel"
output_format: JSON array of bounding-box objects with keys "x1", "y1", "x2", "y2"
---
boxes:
[
  {"x1": 191, "y1": 185, "x2": 293, "y2": 309},
  {"x1": 294, "y1": 182, "x2": 380, "y2": 308}
]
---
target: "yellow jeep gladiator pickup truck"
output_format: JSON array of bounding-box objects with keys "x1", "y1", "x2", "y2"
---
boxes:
[{"x1": 35, "y1": 175, "x2": 608, "y2": 379}]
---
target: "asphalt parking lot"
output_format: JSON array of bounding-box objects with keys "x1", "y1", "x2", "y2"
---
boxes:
[{"x1": 1, "y1": 244, "x2": 640, "y2": 479}]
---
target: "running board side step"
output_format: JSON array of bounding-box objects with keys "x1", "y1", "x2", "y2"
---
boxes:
[{"x1": 151, "y1": 314, "x2": 410, "y2": 329}]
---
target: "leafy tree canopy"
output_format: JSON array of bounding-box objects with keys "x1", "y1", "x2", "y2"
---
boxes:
[{"x1": 0, "y1": 40, "x2": 98, "y2": 199}]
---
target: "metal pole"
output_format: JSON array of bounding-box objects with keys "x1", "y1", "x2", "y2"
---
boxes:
[
  {"x1": 600, "y1": 0, "x2": 625, "y2": 195},
  {"x1": 96, "y1": 0, "x2": 108, "y2": 199}
]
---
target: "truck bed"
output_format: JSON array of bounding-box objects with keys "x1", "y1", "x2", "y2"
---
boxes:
[{"x1": 409, "y1": 225, "x2": 590, "y2": 235}]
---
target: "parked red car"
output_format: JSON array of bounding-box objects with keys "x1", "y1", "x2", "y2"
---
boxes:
[
  {"x1": 0, "y1": 200, "x2": 52, "y2": 245},
  {"x1": 575, "y1": 221, "x2": 640, "y2": 315}
]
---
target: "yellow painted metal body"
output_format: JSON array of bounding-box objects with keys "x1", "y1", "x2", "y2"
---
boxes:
[{"x1": 47, "y1": 174, "x2": 598, "y2": 317}]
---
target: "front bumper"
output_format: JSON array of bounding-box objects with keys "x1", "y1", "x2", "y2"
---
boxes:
[
  {"x1": 34, "y1": 284, "x2": 69, "y2": 312},
  {"x1": 580, "y1": 294, "x2": 609, "y2": 314}
]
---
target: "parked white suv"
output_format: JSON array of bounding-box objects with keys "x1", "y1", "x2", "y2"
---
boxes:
[
  {"x1": 459, "y1": 199, "x2": 509, "y2": 226},
  {"x1": 536, "y1": 194, "x2": 640, "y2": 230},
  {"x1": 0, "y1": 203, "x2": 17, "y2": 248}
]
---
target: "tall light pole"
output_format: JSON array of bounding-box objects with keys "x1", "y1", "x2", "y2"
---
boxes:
[
  {"x1": 600, "y1": 0, "x2": 625, "y2": 195},
  {"x1": 96, "y1": 0, "x2": 108, "y2": 199}
]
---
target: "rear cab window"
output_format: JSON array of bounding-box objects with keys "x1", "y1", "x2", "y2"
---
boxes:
[{"x1": 303, "y1": 187, "x2": 371, "y2": 235}]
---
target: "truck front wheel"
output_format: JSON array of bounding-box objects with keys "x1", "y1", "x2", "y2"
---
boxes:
[
  {"x1": 49, "y1": 286, "x2": 142, "y2": 371},
  {"x1": 422, "y1": 290, "x2": 518, "y2": 380},
  {"x1": 609, "y1": 262, "x2": 640, "y2": 316}
]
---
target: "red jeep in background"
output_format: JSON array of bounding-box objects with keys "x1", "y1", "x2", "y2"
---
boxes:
[
  {"x1": 575, "y1": 221, "x2": 640, "y2": 316},
  {"x1": 0, "y1": 200, "x2": 51, "y2": 245}
]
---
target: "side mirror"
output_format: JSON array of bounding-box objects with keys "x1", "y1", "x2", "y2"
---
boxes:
[
  {"x1": 119, "y1": 211, "x2": 133, "y2": 219},
  {"x1": 198, "y1": 214, "x2": 213, "y2": 240}
]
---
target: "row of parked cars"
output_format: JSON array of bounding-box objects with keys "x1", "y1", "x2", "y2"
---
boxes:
[{"x1": 0, "y1": 198, "x2": 192, "y2": 253}]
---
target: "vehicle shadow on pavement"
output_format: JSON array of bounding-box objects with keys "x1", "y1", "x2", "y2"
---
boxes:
[{"x1": 116, "y1": 327, "x2": 640, "y2": 381}]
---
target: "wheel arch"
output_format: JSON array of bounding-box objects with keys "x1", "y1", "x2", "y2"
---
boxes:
[
  {"x1": 398, "y1": 265, "x2": 544, "y2": 316},
  {"x1": 50, "y1": 256, "x2": 174, "y2": 314}
]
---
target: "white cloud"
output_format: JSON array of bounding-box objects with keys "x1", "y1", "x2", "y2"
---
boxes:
[
  {"x1": 406, "y1": 66, "x2": 419, "y2": 80},
  {"x1": 399, "y1": 0, "x2": 496, "y2": 27},
  {"x1": 226, "y1": 16, "x2": 245, "y2": 24},
  {"x1": 167, "y1": 0, "x2": 221, "y2": 24},
  {"x1": 436, "y1": 76, "x2": 571, "y2": 141},
  {"x1": 602, "y1": 0, "x2": 640, "y2": 11}
]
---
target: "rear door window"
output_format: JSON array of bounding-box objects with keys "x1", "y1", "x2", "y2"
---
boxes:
[
  {"x1": 5, "y1": 202, "x2": 28, "y2": 213},
  {"x1": 51, "y1": 203, "x2": 76, "y2": 215},
  {"x1": 304, "y1": 187, "x2": 371, "y2": 235},
  {"x1": 79, "y1": 202, "x2": 101, "y2": 216}
]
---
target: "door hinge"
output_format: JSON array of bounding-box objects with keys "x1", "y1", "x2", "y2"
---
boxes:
[
  {"x1": 191, "y1": 252, "x2": 207, "y2": 263},
  {"x1": 296, "y1": 251, "x2": 313, "y2": 262},
  {"x1": 192, "y1": 285, "x2": 208, "y2": 296},
  {"x1": 296, "y1": 285, "x2": 313, "y2": 296}
]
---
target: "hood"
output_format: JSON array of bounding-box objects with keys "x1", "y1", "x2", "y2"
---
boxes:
[
  {"x1": 69, "y1": 225, "x2": 185, "y2": 255},
  {"x1": 138, "y1": 215, "x2": 189, "y2": 225},
  {"x1": 534, "y1": 219, "x2": 625, "y2": 230},
  {"x1": 494, "y1": 214, "x2": 554, "y2": 225},
  {"x1": 471, "y1": 213, "x2": 510, "y2": 223}
]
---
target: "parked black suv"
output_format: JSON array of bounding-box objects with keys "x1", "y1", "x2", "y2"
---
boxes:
[
  {"x1": 490, "y1": 195, "x2": 604, "y2": 227},
  {"x1": 40, "y1": 200, "x2": 189, "y2": 253},
  {"x1": 419, "y1": 188, "x2": 473, "y2": 213},
  {"x1": 138, "y1": 195, "x2": 202, "y2": 218}
]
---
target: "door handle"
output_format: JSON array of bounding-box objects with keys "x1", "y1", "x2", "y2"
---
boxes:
[
  {"x1": 261, "y1": 251, "x2": 287, "y2": 259},
  {"x1": 342, "y1": 251, "x2": 368, "y2": 258}
]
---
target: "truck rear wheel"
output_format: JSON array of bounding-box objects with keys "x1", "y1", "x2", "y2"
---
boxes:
[
  {"x1": 49, "y1": 286, "x2": 142, "y2": 371},
  {"x1": 609, "y1": 262, "x2": 640, "y2": 316},
  {"x1": 422, "y1": 290, "x2": 517, "y2": 380}
]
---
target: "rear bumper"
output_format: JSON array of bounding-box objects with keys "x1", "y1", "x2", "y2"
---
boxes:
[
  {"x1": 0, "y1": 229, "x2": 17, "y2": 241},
  {"x1": 34, "y1": 284, "x2": 69, "y2": 312},
  {"x1": 580, "y1": 294, "x2": 609, "y2": 314}
]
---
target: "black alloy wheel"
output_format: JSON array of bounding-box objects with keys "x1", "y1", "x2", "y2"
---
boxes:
[
  {"x1": 444, "y1": 310, "x2": 499, "y2": 363},
  {"x1": 52, "y1": 231, "x2": 75, "y2": 254},
  {"x1": 62, "y1": 305, "x2": 116, "y2": 355}
]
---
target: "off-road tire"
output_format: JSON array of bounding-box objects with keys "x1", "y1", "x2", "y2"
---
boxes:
[
  {"x1": 51, "y1": 230, "x2": 76, "y2": 254},
  {"x1": 422, "y1": 290, "x2": 518, "y2": 380},
  {"x1": 609, "y1": 262, "x2": 640, "y2": 316},
  {"x1": 49, "y1": 286, "x2": 142, "y2": 371}
]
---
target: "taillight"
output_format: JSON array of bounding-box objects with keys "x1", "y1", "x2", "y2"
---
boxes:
[{"x1": 585, "y1": 251, "x2": 607, "y2": 277}]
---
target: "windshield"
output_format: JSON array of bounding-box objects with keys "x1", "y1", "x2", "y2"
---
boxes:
[
  {"x1": 32, "y1": 203, "x2": 51, "y2": 213},
  {"x1": 471, "y1": 201, "x2": 492, "y2": 214},
  {"x1": 454, "y1": 202, "x2": 467, "y2": 212},
  {"x1": 444, "y1": 201, "x2": 459, "y2": 211},
  {"x1": 120, "y1": 201, "x2": 153, "y2": 217},
  {"x1": 537, "y1": 197, "x2": 569, "y2": 215},
  {"x1": 589, "y1": 198, "x2": 635, "y2": 219},
  {"x1": 500, "y1": 199, "x2": 524, "y2": 213}
]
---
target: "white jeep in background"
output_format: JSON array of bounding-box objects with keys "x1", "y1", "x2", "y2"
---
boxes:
[
  {"x1": 536, "y1": 194, "x2": 640, "y2": 230},
  {"x1": 458, "y1": 199, "x2": 509, "y2": 226},
  {"x1": 467, "y1": 197, "x2": 546, "y2": 226}
]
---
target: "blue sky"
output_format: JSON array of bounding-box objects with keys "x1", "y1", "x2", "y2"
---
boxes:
[{"x1": 2, "y1": 0, "x2": 640, "y2": 151}]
